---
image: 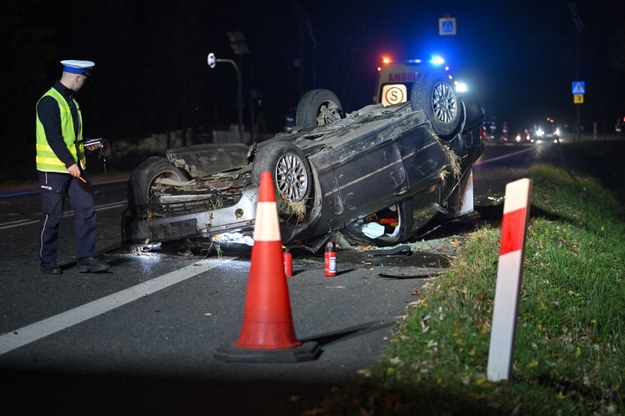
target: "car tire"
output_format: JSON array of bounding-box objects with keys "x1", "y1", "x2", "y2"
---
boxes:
[
  {"x1": 295, "y1": 89, "x2": 343, "y2": 128},
  {"x1": 127, "y1": 156, "x2": 188, "y2": 211},
  {"x1": 459, "y1": 91, "x2": 483, "y2": 130},
  {"x1": 252, "y1": 142, "x2": 313, "y2": 222},
  {"x1": 411, "y1": 71, "x2": 462, "y2": 138}
]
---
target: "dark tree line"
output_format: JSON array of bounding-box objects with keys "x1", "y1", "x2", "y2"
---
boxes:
[
  {"x1": 0, "y1": 0, "x2": 377, "y2": 180},
  {"x1": 5, "y1": 0, "x2": 623, "y2": 182}
]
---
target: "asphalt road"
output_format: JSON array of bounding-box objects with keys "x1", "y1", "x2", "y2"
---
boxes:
[{"x1": 0, "y1": 141, "x2": 555, "y2": 415}]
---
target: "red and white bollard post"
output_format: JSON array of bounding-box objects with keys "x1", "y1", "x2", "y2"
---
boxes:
[{"x1": 487, "y1": 178, "x2": 532, "y2": 382}]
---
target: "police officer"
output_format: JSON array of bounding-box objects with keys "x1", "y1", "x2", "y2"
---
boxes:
[{"x1": 35, "y1": 60, "x2": 110, "y2": 274}]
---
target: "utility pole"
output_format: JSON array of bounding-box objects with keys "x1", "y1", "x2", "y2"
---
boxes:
[
  {"x1": 294, "y1": 1, "x2": 316, "y2": 96},
  {"x1": 569, "y1": 2, "x2": 584, "y2": 141},
  {"x1": 227, "y1": 32, "x2": 249, "y2": 142}
]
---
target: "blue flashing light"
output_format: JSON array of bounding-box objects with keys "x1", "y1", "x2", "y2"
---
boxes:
[{"x1": 430, "y1": 55, "x2": 445, "y2": 65}]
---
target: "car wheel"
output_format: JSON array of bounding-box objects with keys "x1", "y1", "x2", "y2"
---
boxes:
[
  {"x1": 411, "y1": 72, "x2": 462, "y2": 138},
  {"x1": 252, "y1": 142, "x2": 313, "y2": 222},
  {"x1": 127, "y1": 156, "x2": 188, "y2": 211},
  {"x1": 295, "y1": 89, "x2": 343, "y2": 128}
]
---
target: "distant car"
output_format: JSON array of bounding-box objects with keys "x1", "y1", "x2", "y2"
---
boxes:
[
  {"x1": 530, "y1": 119, "x2": 560, "y2": 144},
  {"x1": 123, "y1": 75, "x2": 484, "y2": 252},
  {"x1": 514, "y1": 130, "x2": 532, "y2": 144}
]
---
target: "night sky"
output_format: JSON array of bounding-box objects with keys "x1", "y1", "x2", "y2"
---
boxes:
[{"x1": 2, "y1": 0, "x2": 624, "y2": 177}]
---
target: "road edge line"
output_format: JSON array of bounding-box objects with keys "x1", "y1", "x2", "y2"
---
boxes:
[{"x1": 0, "y1": 257, "x2": 234, "y2": 355}]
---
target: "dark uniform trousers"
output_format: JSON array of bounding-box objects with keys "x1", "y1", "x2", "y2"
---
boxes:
[{"x1": 38, "y1": 171, "x2": 96, "y2": 263}]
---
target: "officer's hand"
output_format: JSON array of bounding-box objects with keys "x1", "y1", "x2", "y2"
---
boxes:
[
  {"x1": 85, "y1": 143, "x2": 103, "y2": 152},
  {"x1": 67, "y1": 164, "x2": 81, "y2": 178}
]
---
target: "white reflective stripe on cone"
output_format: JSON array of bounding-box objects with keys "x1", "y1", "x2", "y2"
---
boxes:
[{"x1": 253, "y1": 201, "x2": 281, "y2": 242}]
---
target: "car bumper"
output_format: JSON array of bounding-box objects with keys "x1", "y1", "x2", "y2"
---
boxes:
[{"x1": 122, "y1": 185, "x2": 259, "y2": 246}]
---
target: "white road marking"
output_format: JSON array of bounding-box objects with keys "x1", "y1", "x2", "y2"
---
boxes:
[
  {"x1": 0, "y1": 201, "x2": 127, "y2": 230},
  {"x1": 474, "y1": 146, "x2": 534, "y2": 166},
  {"x1": 0, "y1": 257, "x2": 234, "y2": 355}
]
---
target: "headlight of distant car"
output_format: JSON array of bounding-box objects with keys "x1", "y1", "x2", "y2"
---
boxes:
[{"x1": 536, "y1": 128, "x2": 544, "y2": 137}]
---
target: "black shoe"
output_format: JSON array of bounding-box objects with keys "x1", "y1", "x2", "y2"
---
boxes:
[
  {"x1": 77, "y1": 256, "x2": 110, "y2": 273},
  {"x1": 41, "y1": 261, "x2": 62, "y2": 275}
]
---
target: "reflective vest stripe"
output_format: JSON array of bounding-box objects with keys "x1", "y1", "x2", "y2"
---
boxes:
[
  {"x1": 35, "y1": 143, "x2": 66, "y2": 168},
  {"x1": 36, "y1": 155, "x2": 67, "y2": 167}
]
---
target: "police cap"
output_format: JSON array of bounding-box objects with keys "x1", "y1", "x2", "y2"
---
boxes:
[{"x1": 61, "y1": 60, "x2": 95, "y2": 75}]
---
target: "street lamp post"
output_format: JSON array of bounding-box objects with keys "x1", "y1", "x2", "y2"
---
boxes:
[{"x1": 207, "y1": 52, "x2": 244, "y2": 142}]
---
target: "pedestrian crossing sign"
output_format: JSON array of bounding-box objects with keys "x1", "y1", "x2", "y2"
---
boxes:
[
  {"x1": 572, "y1": 81, "x2": 585, "y2": 95},
  {"x1": 439, "y1": 17, "x2": 456, "y2": 35}
]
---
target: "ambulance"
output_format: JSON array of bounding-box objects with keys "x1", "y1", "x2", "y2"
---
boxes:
[
  {"x1": 372, "y1": 55, "x2": 477, "y2": 141},
  {"x1": 373, "y1": 56, "x2": 456, "y2": 106}
]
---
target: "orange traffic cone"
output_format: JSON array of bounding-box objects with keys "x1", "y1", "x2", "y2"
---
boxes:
[{"x1": 214, "y1": 171, "x2": 321, "y2": 362}]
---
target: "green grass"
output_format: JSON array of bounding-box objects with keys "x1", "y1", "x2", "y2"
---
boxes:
[{"x1": 305, "y1": 164, "x2": 625, "y2": 415}]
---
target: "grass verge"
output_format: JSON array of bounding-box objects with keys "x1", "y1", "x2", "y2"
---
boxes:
[{"x1": 305, "y1": 163, "x2": 625, "y2": 415}]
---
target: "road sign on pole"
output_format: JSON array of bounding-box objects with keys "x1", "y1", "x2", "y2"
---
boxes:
[
  {"x1": 439, "y1": 17, "x2": 456, "y2": 35},
  {"x1": 574, "y1": 94, "x2": 584, "y2": 104},
  {"x1": 572, "y1": 81, "x2": 585, "y2": 95}
]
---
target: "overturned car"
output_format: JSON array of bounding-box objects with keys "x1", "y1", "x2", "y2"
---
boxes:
[{"x1": 122, "y1": 72, "x2": 484, "y2": 252}]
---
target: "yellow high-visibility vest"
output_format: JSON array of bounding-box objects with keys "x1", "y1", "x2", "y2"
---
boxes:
[{"x1": 35, "y1": 87, "x2": 86, "y2": 172}]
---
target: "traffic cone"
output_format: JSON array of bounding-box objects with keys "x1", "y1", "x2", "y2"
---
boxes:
[{"x1": 214, "y1": 171, "x2": 321, "y2": 362}]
